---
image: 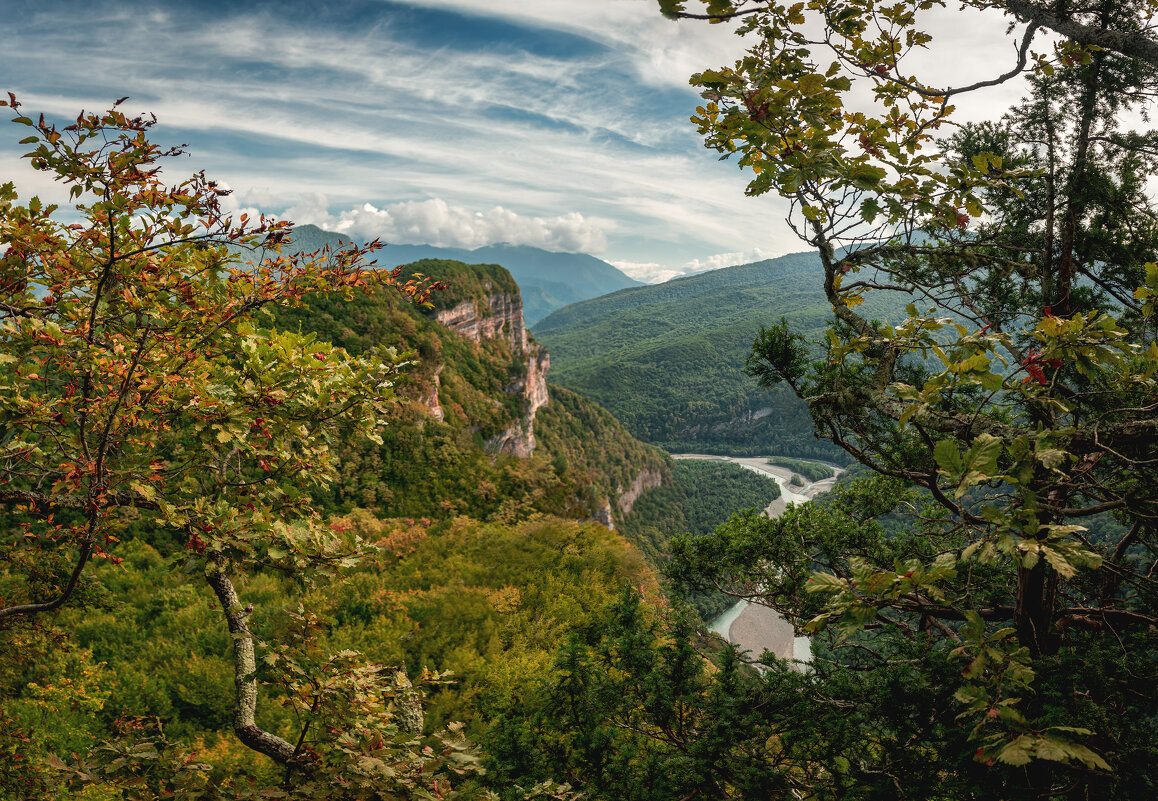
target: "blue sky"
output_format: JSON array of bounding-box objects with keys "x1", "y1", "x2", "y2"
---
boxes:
[{"x1": 2, "y1": 0, "x2": 1036, "y2": 281}]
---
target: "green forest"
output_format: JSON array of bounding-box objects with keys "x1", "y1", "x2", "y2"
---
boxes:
[
  {"x1": 763, "y1": 457, "x2": 833, "y2": 482},
  {"x1": 4, "y1": 0, "x2": 1158, "y2": 800},
  {"x1": 533, "y1": 252, "x2": 874, "y2": 461}
]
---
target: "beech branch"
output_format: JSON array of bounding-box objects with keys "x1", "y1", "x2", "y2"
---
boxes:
[
  {"x1": 1002, "y1": 0, "x2": 1158, "y2": 68},
  {"x1": 0, "y1": 517, "x2": 97, "y2": 620},
  {"x1": 205, "y1": 556, "x2": 299, "y2": 765}
]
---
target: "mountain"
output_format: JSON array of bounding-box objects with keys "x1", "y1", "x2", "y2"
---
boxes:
[
  {"x1": 532, "y1": 251, "x2": 915, "y2": 461},
  {"x1": 280, "y1": 225, "x2": 643, "y2": 324},
  {"x1": 270, "y1": 257, "x2": 667, "y2": 527}
]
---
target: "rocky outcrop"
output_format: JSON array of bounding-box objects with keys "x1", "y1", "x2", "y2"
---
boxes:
[
  {"x1": 435, "y1": 293, "x2": 529, "y2": 352},
  {"x1": 418, "y1": 364, "x2": 445, "y2": 422},
  {"x1": 592, "y1": 468, "x2": 666, "y2": 530},
  {"x1": 679, "y1": 406, "x2": 774, "y2": 437},
  {"x1": 593, "y1": 499, "x2": 615, "y2": 530},
  {"x1": 484, "y1": 343, "x2": 550, "y2": 457},
  {"x1": 433, "y1": 290, "x2": 548, "y2": 457},
  {"x1": 616, "y1": 468, "x2": 664, "y2": 517}
]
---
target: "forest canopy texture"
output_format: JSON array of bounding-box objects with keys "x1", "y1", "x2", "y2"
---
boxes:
[{"x1": 647, "y1": 1, "x2": 1158, "y2": 799}]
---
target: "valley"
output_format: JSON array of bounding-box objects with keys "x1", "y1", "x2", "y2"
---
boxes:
[
  {"x1": 674, "y1": 454, "x2": 843, "y2": 666},
  {"x1": 6, "y1": 4, "x2": 1158, "y2": 794},
  {"x1": 532, "y1": 250, "x2": 915, "y2": 461}
]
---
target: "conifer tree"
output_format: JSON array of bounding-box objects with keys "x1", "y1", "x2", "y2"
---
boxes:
[{"x1": 656, "y1": 1, "x2": 1158, "y2": 797}]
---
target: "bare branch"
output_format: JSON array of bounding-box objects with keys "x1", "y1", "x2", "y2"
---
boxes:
[
  {"x1": 1003, "y1": 0, "x2": 1158, "y2": 68},
  {"x1": 205, "y1": 556, "x2": 299, "y2": 765}
]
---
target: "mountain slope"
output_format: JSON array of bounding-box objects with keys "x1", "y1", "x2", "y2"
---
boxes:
[
  {"x1": 269, "y1": 257, "x2": 667, "y2": 526},
  {"x1": 281, "y1": 225, "x2": 642, "y2": 324},
  {"x1": 532, "y1": 251, "x2": 914, "y2": 460}
]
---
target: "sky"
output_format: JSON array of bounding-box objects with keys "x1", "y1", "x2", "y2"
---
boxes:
[{"x1": 3, "y1": 0, "x2": 1047, "y2": 282}]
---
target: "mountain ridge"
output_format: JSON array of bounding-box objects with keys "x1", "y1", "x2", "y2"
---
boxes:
[
  {"x1": 283, "y1": 224, "x2": 643, "y2": 324},
  {"x1": 533, "y1": 249, "x2": 915, "y2": 461}
]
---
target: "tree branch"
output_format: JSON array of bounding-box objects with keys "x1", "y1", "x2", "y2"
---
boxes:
[
  {"x1": 205, "y1": 556, "x2": 299, "y2": 765},
  {"x1": 1002, "y1": 0, "x2": 1158, "y2": 68},
  {"x1": 0, "y1": 517, "x2": 96, "y2": 620}
]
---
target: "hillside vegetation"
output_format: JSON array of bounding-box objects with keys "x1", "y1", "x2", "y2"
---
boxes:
[
  {"x1": 2, "y1": 221, "x2": 778, "y2": 797},
  {"x1": 270, "y1": 259, "x2": 667, "y2": 524},
  {"x1": 7, "y1": 514, "x2": 655, "y2": 793},
  {"x1": 533, "y1": 252, "x2": 912, "y2": 460}
]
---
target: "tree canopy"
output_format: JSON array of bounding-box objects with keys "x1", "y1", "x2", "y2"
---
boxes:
[
  {"x1": 0, "y1": 95, "x2": 499, "y2": 799},
  {"x1": 653, "y1": 0, "x2": 1158, "y2": 797}
]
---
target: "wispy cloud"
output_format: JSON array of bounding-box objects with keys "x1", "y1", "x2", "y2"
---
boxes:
[{"x1": 2, "y1": 0, "x2": 1064, "y2": 272}]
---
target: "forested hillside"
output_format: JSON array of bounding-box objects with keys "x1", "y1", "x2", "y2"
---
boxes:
[
  {"x1": 2, "y1": 147, "x2": 778, "y2": 796},
  {"x1": 533, "y1": 252, "x2": 910, "y2": 460},
  {"x1": 270, "y1": 257, "x2": 668, "y2": 525},
  {"x1": 8, "y1": 0, "x2": 1158, "y2": 795},
  {"x1": 1, "y1": 143, "x2": 780, "y2": 797}
]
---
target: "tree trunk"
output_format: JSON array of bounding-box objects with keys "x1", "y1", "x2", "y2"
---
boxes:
[{"x1": 1015, "y1": 561, "x2": 1059, "y2": 657}]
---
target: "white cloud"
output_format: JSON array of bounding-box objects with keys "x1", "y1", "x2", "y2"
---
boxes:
[
  {"x1": 408, "y1": 0, "x2": 745, "y2": 91},
  {"x1": 7, "y1": 0, "x2": 1112, "y2": 278},
  {"x1": 612, "y1": 247, "x2": 783, "y2": 283},
  {"x1": 284, "y1": 195, "x2": 609, "y2": 253}
]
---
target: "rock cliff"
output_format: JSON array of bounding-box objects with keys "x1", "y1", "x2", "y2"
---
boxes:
[
  {"x1": 417, "y1": 364, "x2": 445, "y2": 422},
  {"x1": 616, "y1": 468, "x2": 664, "y2": 518},
  {"x1": 434, "y1": 290, "x2": 549, "y2": 457},
  {"x1": 591, "y1": 468, "x2": 667, "y2": 530}
]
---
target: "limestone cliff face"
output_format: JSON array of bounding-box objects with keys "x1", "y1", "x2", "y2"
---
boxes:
[
  {"x1": 617, "y1": 468, "x2": 664, "y2": 518},
  {"x1": 593, "y1": 467, "x2": 665, "y2": 530},
  {"x1": 679, "y1": 406, "x2": 774, "y2": 437},
  {"x1": 435, "y1": 293, "x2": 529, "y2": 349},
  {"x1": 594, "y1": 499, "x2": 615, "y2": 530},
  {"x1": 418, "y1": 364, "x2": 445, "y2": 422},
  {"x1": 434, "y1": 291, "x2": 548, "y2": 457}
]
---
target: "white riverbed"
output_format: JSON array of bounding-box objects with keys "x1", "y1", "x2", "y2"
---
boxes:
[{"x1": 671, "y1": 454, "x2": 841, "y2": 669}]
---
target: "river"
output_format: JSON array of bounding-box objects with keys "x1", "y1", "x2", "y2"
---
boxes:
[{"x1": 670, "y1": 454, "x2": 842, "y2": 670}]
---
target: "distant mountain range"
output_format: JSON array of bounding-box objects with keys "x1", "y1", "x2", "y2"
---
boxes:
[
  {"x1": 280, "y1": 225, "x2": 643, "y2": 324},
  {"x1": 533, "y1": 251, "x2": 915, "y2": 461}
]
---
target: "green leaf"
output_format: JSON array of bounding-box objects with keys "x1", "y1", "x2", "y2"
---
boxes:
[
  {"x1": 806, "y1": 571, "x2": 846, "y2": 593},
  {"x1": 933, "y1": 439, "x2": 964, "y2": 474},
  {"x1": 995, "y1": 735, "x2": 1034, "y2": 766}
]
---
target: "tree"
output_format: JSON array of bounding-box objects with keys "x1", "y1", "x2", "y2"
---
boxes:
[
  {"x1": 660, "y1": 0, "x2": 1158, "y2": 68},
  {"x1": 0, "y1": 95, "x2": 488, "y2": 799},
  {"x1": 660, "y1": 1, "x2": 1158, "y2": 798}
]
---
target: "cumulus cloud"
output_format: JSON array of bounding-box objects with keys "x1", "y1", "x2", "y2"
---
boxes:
[
  {"x1": 283, "y1": 195, "x2": 609, "y2": 254},
  {"x1": 612, "y1": 247, "x2": 783, "y2": 283}
]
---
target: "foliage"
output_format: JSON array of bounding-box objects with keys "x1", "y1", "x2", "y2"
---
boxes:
[
  {"x1": 764, "y1": 455, "x2": 833, "y2": 481},
  {"x1": 620, "y1": 459, "x2": 782, "y2": 560},
  {"x1": 320, "y1": 514, "x2": 657, "y2": 734},
  {"x1": 0, "y1": 97, "x2": 488, "y2": 799},
  {"x1": 486, "y1": 586, "x2": 1029, "y2": 801},
  {"x1": 485, "y1": 591, "x2": 800, "y2": 801},
  {"x1": 534, "y1": 252, "x2": 916, "y2": 461},
  {"x1": 525, "y1": 385, "x2": 672, "y2": 523},
  {"x1": 653, "y1": 0, "x2": 1158, "y2": 796},
  {"x1": 617, "y1": 459, "x2": 782, "y2": 621},
  {"x1": 271, "y1": 272, "x2": 669, "y2": 525},
  {"x1": 1, "y1": 512, "x2": 654, "y2": 798}
]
